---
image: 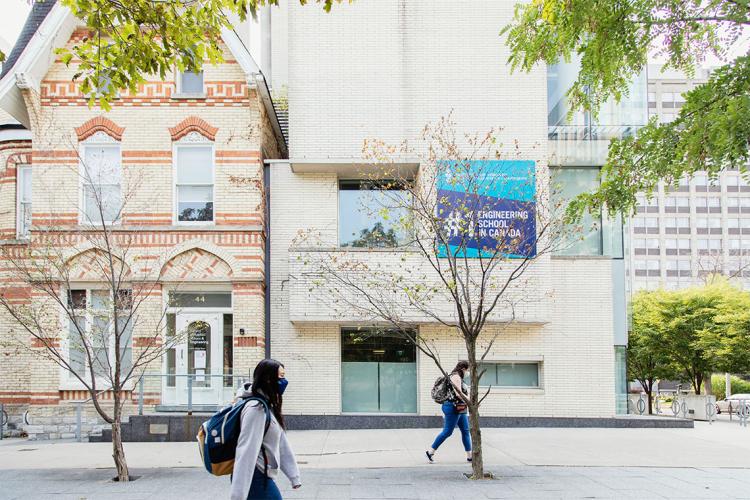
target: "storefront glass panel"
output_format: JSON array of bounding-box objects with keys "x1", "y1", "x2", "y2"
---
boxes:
[{"x1": 341, "y1": 328, "x2": 417, "y2": 413}]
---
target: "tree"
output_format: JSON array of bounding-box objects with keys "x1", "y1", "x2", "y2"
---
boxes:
[
  {"x1": 11, "y1": 0, "x2": 347, "y2": 109},
  {"x1": 295, "y1": 116, "x2": 566, "y2": 479},
  {"x1": 630, "y1": 279, "x2": 750, "y2": 396},
  {"x1": 502, "y1": 0, "x2": 750, "y2": 220},
  {"x1": 628, "y1": 290, "x2": 674, "y2": 414},
  {"x1": 696, "y1": 280, "x2": 750, "y2": 375},
  {"x1": 0, "y1": 137, "x2": 185, "y2": 481}
]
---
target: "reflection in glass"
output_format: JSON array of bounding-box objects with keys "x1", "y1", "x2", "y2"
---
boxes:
[{"x1": 339, "y1": 180, "x2": 411, "y2": 248}]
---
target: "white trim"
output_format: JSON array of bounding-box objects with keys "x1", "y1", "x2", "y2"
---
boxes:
[
  {"x1": 0, "y1": 4, "x2": 75, "y2": 126},
  {"x1": 221, "y1": 27, "x2": 261, "y2": 75},
  {"x1": 0, "y1": 128, "x2": 31, "y2": 142},
  {"x1": 172, "y1": 141, "x2": 216, "y2": 226}
]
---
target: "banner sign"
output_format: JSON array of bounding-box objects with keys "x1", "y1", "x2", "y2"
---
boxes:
[{"x1": 437, "y1": 160, "x2": 536, "y2": 258}]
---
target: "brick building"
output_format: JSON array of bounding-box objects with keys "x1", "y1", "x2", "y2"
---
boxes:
[{"x1": 0, "y1": 2, "x2": 283, "y2": 438}]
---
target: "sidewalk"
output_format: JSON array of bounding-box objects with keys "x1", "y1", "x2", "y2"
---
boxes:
[
  {"x1": 1, "y1": 418, "x2": 747, "y2": 469},
  {"x1": 0, "y1": 419, "x2": 749, "y2": 499},
  {"x1": 2, "y1": 465, "x2": 750, "y2": 499}
]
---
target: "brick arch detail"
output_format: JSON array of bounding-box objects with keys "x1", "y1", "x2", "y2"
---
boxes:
[
  {"x1": 169, "y1": 116, "x2": 218, "y2": 142},
  {"x1": 156, "y1": 239, "x2": 240, "y2": 279},
  {"x1": 75, "y1": 116, "x2": 125, "y2": 141}
]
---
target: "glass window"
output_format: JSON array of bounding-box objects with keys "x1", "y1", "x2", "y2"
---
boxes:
[
  {"x1": 67, "y1": 288, "x2": 132, "y2": 381},
  {"x1": 476, "y1": 362, "x2": 540, "y2": 388},
  {"x1": 341, "y1": 328, "x2": 417, "y2": 413},
  {"x1": 551, "y1": 168, "x2": 604, "y2": 256},
  {"x1": 179, "y1": 70, "x2": 204, "y2": 94},
  {"x1": 17, "y1": 165, "x2": 32, "y2": 238},
  {"x1": 693, "y1": 174, "x2": 707, "y2": 186},
  {"x1": 339, "y1": 180, "x2": 411, "y2": 248},
  {"x1": 81, "y1": 145, "x2": 122, "y2": 224},
  {"x1": 665, "y1": 239, "x2": 677, "y2": 250},
  {"x1": 647, "y1": 238, "x2": 659, "y2": 249},
  {"x1": 176, "y1": 146, "x2": 213, "y2": 222}
]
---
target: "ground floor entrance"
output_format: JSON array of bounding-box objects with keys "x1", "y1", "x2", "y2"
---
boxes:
[
  {"x1": 341, "y1": 328, "x2": 417, "y2": 414},
  {"x1": 161, "y1": 291, "x2": 236, "y2": 407}
]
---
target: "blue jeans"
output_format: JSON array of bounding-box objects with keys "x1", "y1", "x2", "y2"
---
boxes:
[
  {"x1": 247, "y1": 467, "x2": 282, "y2": 500},
  {"x1": 431, "y1": 401, "x2": 471, "y2": 452}
]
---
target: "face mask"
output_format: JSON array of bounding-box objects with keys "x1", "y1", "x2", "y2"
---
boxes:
[{"x1": 278, "y1": 377, "x2": 288, "y2": 395}]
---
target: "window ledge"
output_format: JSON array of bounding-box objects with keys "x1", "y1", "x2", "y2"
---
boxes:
[
  {"x1": 479, "y1": 387, "x2": 545, "y2": 395},
  {"x1": 291, "y1": 246, "x2": 419, "y2": 253},
  {"x1": 172, "y1": 93, "x2": 207, "y2": 100},
  {"x1": 35, "y1": 224, "x2": 263, "y2": 233},
  {"x1": 551, "y1": 255, "x2": 613, "y2": 261}
]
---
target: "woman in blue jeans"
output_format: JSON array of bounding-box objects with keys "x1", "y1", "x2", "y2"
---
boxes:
[{"x1": 426, "y1": 361, "x2": 472, "y2": 463}]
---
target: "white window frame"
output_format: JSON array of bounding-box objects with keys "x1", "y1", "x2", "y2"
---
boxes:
[
  {"x1": 175, "y1": 69, "x2": 205, "y2": 97},
  {"x1": 173, "y1": 137, "x2": 216, "y2": 226},
  {"x1": 61, "y1": 286, "x2": 133, "y2": 390},
  {"x1": 78, "y1": 134, "x2": 122, "y2": 225},
  {"x1": 16, "y1": 164, "x2": 32, "y2": 239}
]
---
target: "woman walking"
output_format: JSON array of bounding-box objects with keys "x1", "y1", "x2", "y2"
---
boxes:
[
  {"x1": 230, "y1": 359, "x2": 302, "y2": 500},
  {"x1": 426, "y1": 361, "x2": 472, "y2": 463}
]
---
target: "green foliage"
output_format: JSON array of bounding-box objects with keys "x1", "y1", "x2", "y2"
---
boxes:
[
  {"x1": 628, "y1": 290, "x2": 675, "y2": 391},
  {"x1": 503, "y1": 0, "x2": 750, "y2": 220},
  {"x1": 711, "y1": 374, "x2": 750, "y2": 401},
  {"x1": 630, "y1": 278, "x2": 750, "y2": 393},
  {"x1": 47, "y1": 0, "x2": 346, "y2": 109}
]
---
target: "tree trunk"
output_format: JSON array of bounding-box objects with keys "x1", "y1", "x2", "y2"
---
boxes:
[
  {"x1": 111, "y1": 405, "x2": 129, "y2": 482},
  {"x1": 466, "y1": 339, "x2": 485, "y2": 479},
  {"x1": 694, "y1": 373, "x2": 703, "y2": 395},
  {"x1": 646, "y1": 389, "x2": 653, "y2": 415},
  {"x1": 704, "y1": 372, "x2": 713, "y2": 396},
  {"x1": 467, "y1": 403, "x2": 483, "y2": 478}
]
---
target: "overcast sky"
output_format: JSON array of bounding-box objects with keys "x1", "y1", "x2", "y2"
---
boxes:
[{"x1": 1, "y1": 1, "x2": 31, "y2": 53}]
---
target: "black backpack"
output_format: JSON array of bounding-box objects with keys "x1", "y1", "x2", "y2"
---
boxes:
[{"x1": 431, "y1": 375, "x2": 453, "y2": 404}]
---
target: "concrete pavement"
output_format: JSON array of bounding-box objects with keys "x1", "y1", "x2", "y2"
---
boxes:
[
  {"x1": 0, "y1": 418, "x2": 749, "y2": 498},
  {"x1": 1, "y1": 418, "x2": 748, "y2": 470}
]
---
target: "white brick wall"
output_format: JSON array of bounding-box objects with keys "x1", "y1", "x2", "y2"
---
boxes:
[
  {"x1": 269, "y1": 1, "x2": 618, "y2": 418},
  {"x1": 287, "y1": 0, "x2": 547, "y2": 161}
]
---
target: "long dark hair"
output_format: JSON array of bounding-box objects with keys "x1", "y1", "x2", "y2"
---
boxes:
[
  {"x1": 251, "y1": 358, "x2": 285, "y2": 429},
  {"x1": 452, "y1": 360, "x2": 469, "y2": 379}
]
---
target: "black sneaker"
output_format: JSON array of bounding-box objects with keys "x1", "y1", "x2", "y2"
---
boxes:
[{"x1": 425, "y1": 451, "x2": 435, "y2": 463}]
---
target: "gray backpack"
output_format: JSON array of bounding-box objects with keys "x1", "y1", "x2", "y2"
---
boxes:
[{"x1": 431, "y1": 375, "x2": 452, "y2": 404}]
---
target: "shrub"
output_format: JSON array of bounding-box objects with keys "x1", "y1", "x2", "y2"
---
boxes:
[{"x1": 711, "y1": 374, "x2": 750, "y2": 400}]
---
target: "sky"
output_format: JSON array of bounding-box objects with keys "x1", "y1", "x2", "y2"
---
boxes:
[{"x1": 0, "y1": 1, "x2": 31, "y2": 53}]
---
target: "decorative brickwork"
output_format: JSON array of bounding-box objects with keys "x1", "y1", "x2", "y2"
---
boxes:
[
  {"x1": 75, "y1": 116, "x2": 125, "y2": 141},
  {"x1": 169, "y1": 116, "x2": 219, "y2": 141}
]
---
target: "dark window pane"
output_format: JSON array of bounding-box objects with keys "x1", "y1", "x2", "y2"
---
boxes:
[
  {"x1": 178, "y1": 201, "x2": 213, "y2": 222},
  {"x1": 341, "y1": 328, "x2": 416, "y2": 363}
]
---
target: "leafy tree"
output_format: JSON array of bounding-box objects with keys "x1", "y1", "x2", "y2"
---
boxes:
[
  {"x1": 697, "y1": 280, "x2": 750, "y2": 375},
  {"x1": 12, "y1": 0, "x2": 346, "y2": 109},
  {"x1": 628, "y1": 290, "x2": 674, "y2": 413},
  {"x1": 632, "y1": 278, "x2": 750, "y2": 395},
  {"x1": 503, "y1": 0, "x2": 750, "y2": 220}
]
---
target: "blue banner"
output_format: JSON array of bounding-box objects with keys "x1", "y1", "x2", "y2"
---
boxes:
[{"x1": 437, "y1": 160, "x2": 536, "y2": 258}]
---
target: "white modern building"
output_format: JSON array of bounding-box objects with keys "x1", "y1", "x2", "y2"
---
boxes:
[
  {"x1": 264, "y1": 0, "x2": 636, "y2": 422},
  {"x1": 629, "y1": 65, "x2": 750, "y2": 292}
]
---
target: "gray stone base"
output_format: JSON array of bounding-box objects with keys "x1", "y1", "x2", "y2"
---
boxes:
[{"x1": 90, "y1": 413, "x2": 693, "y2": 442}]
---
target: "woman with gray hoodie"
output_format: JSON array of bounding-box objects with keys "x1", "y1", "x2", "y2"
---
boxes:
[{"x1": 230, "y1": 359, "x2": 301, "y2": 500}]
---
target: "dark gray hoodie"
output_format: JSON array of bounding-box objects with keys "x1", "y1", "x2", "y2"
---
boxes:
[{"x1": 229, "y1": 388, "x2": 301, "y2": 500}]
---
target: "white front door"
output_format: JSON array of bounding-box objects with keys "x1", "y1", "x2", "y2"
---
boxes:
[{"x1": 175, "y1": 312, "x2": 223, "y2": 406}]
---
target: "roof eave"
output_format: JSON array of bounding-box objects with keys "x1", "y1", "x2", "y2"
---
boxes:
[{"x1": 0, "y1": 4, "x2": 76, "y2": 127}]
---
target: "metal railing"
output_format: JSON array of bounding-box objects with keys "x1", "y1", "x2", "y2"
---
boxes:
[
  {"x1": 0, "y1": 403, "x2": 7, "y2": 440},
  {"x1": 137, "y1": 373, "x2": 250, "y2": 415},
  {"x1": 727, "y1": 400, "x2": 750, "y2": 427}
]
